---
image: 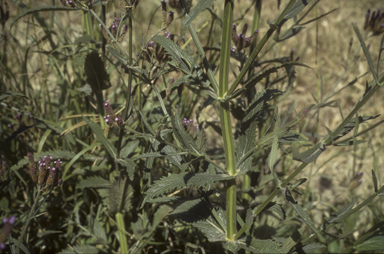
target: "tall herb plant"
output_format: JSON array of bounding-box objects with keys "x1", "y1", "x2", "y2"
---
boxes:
[{"x1": 1, "y1": 0, "x2": 384, "y2": 253}]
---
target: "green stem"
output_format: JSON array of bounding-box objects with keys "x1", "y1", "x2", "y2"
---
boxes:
[
  {"x1": 226, "y1": 0, "x2": 296, "y2": 97},
  {"x1": 117, "y1": 8, "x2": 133, "y2": 157},
  {"x1": 116, "y1": 212, "x2": 129, "y2": 254},
  {"x1": 16, "y1": 187, "x2": 43, "y2": 254},
  {"x1": 219, "y1": 0, "x2": 237, "y2": 240}
]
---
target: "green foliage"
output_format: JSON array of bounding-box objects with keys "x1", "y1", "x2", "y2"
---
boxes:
[{"x1": 1, "y1": 0, "x2": 384, "y2": 253}]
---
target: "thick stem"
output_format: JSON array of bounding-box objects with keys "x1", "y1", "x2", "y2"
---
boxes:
[{"x1": 219, "y1": 0, "x2": 237, "y2": 240}]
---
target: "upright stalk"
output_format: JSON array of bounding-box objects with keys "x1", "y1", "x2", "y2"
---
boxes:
[{"x1": 219, "y1": 0, "x2": 237, "y2": 240}]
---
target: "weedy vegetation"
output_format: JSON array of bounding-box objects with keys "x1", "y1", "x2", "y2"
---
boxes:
[{"x1": 1, "y1": 0, "x2": 384, "y2": 253}]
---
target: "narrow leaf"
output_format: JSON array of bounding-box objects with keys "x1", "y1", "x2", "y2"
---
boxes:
[
  {"x1": 78, "y1": 176, "x2": 111, "y2": 189},
  {"x1": 372, "y1": 169, "x2": 378, "y2": 193},
  {"x1": 83, "y1": 117, "x2": 117, "y2": 159}
]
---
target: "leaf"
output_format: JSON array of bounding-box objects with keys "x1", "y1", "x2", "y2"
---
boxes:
[
  {"x1": 153, "y1": 35, "x2": 193, "y2": 74},
  {"x1": 83, "y1": 117, "x2": 117, "y2": 159},
  {"x1": 0, "y1": 92, "x2": 29, "y2": 101},
  {"x1": 173, "y1": 200, "x2": 226, "y2": 242},
  {"x1": 107, "y1": 177, "x2": 134, "y2": 214},
  {"x1": 84, "y1": 51, "x2": 111, "y2": 91},
  {"x1": 74, "y1": 35, "x2": 95, "y2": 45},
  {"x1": 283, "y1": 0, "x2": 313, "y2": 20},
  {"x1": 295, "y1": 243, "x2": 327, "y2": 253},
  {"x1": 106, "y1": 46, "x2": 128, "y2": 65},
  {"x1": 372, "y1": 170, "x2": 378, "y2": 193},
  {"x1": 286, "y1": 189, "x2": 326, "y2": 243},
  {"x1": 245, "y1": 208, "x2": 254, "y2": 233},
  {"x1": 322, "y1": 198, "x2": 356, "y2": 227},
  {"x1": 236, "y1": 236, "x2": 286, "y2": 253},
  {"x1": 77, "y1": 176, "x2": 111, "y2": 189},
  {"x1": 57, "y1": 245, "x2": 106, "y2": 254},
  {"x1": 10, "y1": 6, "x2": 79, "y2": 28},
  {"x1": 236, "y1": 89, "x2": 279, "y2": 174},
  {"x1": 293, "y1": 142, "x2": 326, "y2": 163},
  {"x1": 181, "y1": 0, "x2": 215, "y2": 36},
  {"x1": 116, "y1": 158, "x2": 136, "y2": 181},
  {"x1": 277, "y1": 26, "x2": 306, "y2": 41},
  {"x1": 142, "y1": 172, "x2": 234, "y2": 207},
  {"x1": 170, "y1": 113, "x2": 201, "y2": 155},
  {"x1": 353, "y1": 24, "x2": 379, "y2": 85},
  {"x1": 354, "y1": 235, "x2": 384, "y2": 251},
  {"x1": 152, "y1": 205, "x2": 173, "y2": 230},
  {"x1": 332, "y1": 115, "x2": 380, "y2": 143}
]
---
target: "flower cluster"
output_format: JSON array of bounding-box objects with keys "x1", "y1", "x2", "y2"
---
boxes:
[
  {"x1": 349, "y1": 172, "x2": 363, "y2": 191},
  {"x1": 231, "y1": 24, "x2": 258, "y2": 53},
  {"x1": 27, "y1": 153, "x2": 62, "y2": 189},
  {"x1": 183, "y1": 118, "x2": 199, "y2": 137},
  {"x1": 364, "y1": 9, "x2": 384, "y2": 36},
  {"x1": 161, "y1": 1, "x2": 175, "y2": 29},
  {"x1": 0, "y1": 160, "x2": 8, "y2": 181},
  {"x1": 0, "y1": 216, "x2": 16, "y2": 250},
  {"x1": 103, "y1": 101, "x2": 123, "y2": 128},
  {"x1": 100, "y1": 17, "x2": 128, "y2": 43}
]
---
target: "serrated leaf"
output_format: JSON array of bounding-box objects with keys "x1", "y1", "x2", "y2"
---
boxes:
[
  {"x1": 171, "y1": 113, "x2": 201, "y2": 155},
  {"x1": 152, "y1": 205, "x2": 173, "y2": 230},
  {"x1": 237, "y1": 89, "x2": 280, "y2": 174},
  {"x1": 295, "y1": 243, "x2": 327, "y2": 253},
  {"x1": 286, "y1": 189, "x2": 326, "y2": 243},
  {"x1": 169, "y1": 75, "x2": 191, "y2": 90},
  {"x1": 83, "y1": 117, "x2": 117, "y2": 159},
  {"x1": 116, "y1": 158, "x2": 135, "y2": 181},
  {"x1": 282, "y1": 228, "x2": 304, "y2": 252},
  {"x1": 84, "y1": 51, "x2": 111, "y2": 91},
  {"x1": 142, "y1": 172, "x2": 234, "y2": 207},
  {"x1": 10, "y1": 6, "x2": 79, "y2": 28},
  {"x1": 236, "y1": 236, "x2": 286, "y2": 253},
  {"x1": 332, "y1": 115, "x2": 380, "y2": 142},
  {"x1": 107, "y1": 177, "x2": 134, "y2": 214},
  {"x1": 268, "y1": 110, "x2": 280, "y2": 171},
  {"x1": 153, "y1": 35, "x2": 193, "y2": 74},
  {"x1": 196, "y1": 125, "x2": 207, "y2": 153},
  {"x1": 78, "y1": 176, "x2": 111, "y2": 189},
  {"x1": 173, "y1": 200, "x2": 226, "y2": 242},
  {"x1": 354, "y1": 235, "x2": 384, "y2": 251}
]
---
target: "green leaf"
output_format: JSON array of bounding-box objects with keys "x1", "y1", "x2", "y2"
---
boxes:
[
  {"x1": 10, "y1": 6, "x2": 79, "y2": 28},
  {"x1": 170, "y1": 113, "x2": 201, "y2": 155},
  {"x1": 153, "y1": 35, "x2": 193, "y2": 74},
  {"x1": 116, "y1": 158, "x2": 136, "y2": 181},
  {"x1": 181, "y1": 0, "x2": 215, "y2": 37},
  {"x1": 323, "y1": 198, "x2": 356, "y2": 227},
  {"x1": 57, "y1": 245, "x2": 106, "y2": 254},
  {"x1": 283, "y1": 0, "x2": 314, "y2": 20},
  {"x1": 142, "y1": 172, "x2": 234, "y2": 207},
  {"x1": 236, "y1": 236, "x2": 285, "y2": 253},
  {"x1": 276, "y1": 26, "x2": 306, "y2": 41},
  {"x1": 83, "y1": 117, "x2": 117, "y2": 159},
  {"x1": 78, "y1": 176, "x2": 111, "y2": 189},
  {"x1": 286, "y1": 189, "x2": 326, "y2": 243},
  {"x1": 293, "y1": 142, "x2": 326, "y2": 163},
  {"x1": 353, "y1": 24, "x2": 379, "y2": 85},
  {"x1": 84, "y1": 51, "x2": 111, "y2": 91},
  {"x1": 107, "y1": 177, "x2": 134, "y2": 214},
  {"x1": 296, "y1": 243, "x2": 327, "y2": 253},
  {"x1": 0, "y1": 92, "x2": 29, "y2": 101},
  {"x1": 331, "y1": 115, "x2": 379, "y2": 143},
  {"x1": 354, "y1": 235, "x2": 384, "y2": 251},
  {"x1": 245, "y1": 208, "x2": 254, "y2": 233},
  {"x1": 106, "y1": 46, "x2": 128, "y2": 65}
]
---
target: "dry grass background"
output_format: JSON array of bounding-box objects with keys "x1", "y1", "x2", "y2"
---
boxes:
[{"x1": 3, "y1": 0, "x2": 384, "y2": 241}]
